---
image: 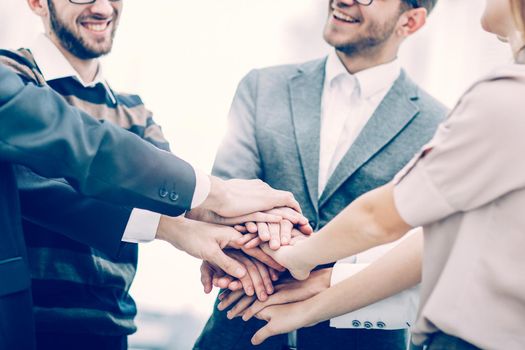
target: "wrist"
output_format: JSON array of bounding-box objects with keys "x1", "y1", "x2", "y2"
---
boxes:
[
  {"x1": 156, "y1": 215, "x2": 186, "y2": 245},
  {"x1": 199, "y1": 176, "x2": 226, "y2": 213}
]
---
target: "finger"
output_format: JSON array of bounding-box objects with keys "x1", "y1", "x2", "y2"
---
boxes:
[
  {"x1": 228, "y1": 280, "x2": 243, "y2": 291},
  {"x1": 216, "y1": 275, "x2": 235, "y2": 289},
  {"x1": 269, "y1": 268, "x2": 280, "y2": 282},
  {"x1": 217, "y1": 289, "x2": 245, "y2": 311},
  {"x1": 245, "y1": 222, "x2": 258, "y2": 233},
  {"x1": 237, "y1": 255, "x2": 266, "y2": 300},
  {"x1": 276, "y1": 190, "x2": 302, "y2": 214},
  {"x1": 244, "y1": 237, "x2": 262, "y2": 249},
  {"x1": 209, "y1": 249, "x2": 247, "y2": 281},
  {"x1": 218, "y1": 289, "x2": 230, "y2": 301},
  {"x1": 279, "y1": 220, "x2": 293, "y2": 245},
  {"x1": 251, "y1": 322, "x2": 275, "y2": 346},
  {"x1": 228, "y1": 295, "x2": 257, "y2": 319},
  {"x1": 242, "y1": 247, "x2": 285, "y2": 271},
  {"x1": 257, "y1": 223, "x2": 271, "y2": 242},
  {"x1": 220, "y1": 212, "x2": 282, "y2": 225},
  {"x1": 297, "y1": 223, "x2": 314, "y2": 235},
  {"x1": 200, "y1": 262, "x2": 214, "y2": 294},
  {"x1": 234, "y1": 225, "x2": 248, "y2": 233},
  {"x1": 266, "y1": 207, "x2": 308, "y2": 226},
  {"x1": 236, "y1": 233, "x2": 258, "y2": 246},
  {"x1": 268, "y1": 223, "x2": 281, "y2": 250},
  {"x1": 253, "y1": 259, "x2": 274, "y2": 295}
]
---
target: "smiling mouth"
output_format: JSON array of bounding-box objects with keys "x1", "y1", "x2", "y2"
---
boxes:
[
  {"x1": 332, "y1": 8, "x2": 360, "y2": 24},
  {"x1": 80, "y1": 20, "x2": 112, "y2": 33}
]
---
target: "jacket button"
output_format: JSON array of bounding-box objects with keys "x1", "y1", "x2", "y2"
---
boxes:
[
  {"x1": 169, "y1": 192, "x2": 179, "y2": 202},
  {"x1": 351, "y1": 320, "x2": 361, "y2": 328},
  {"x1": 364, "y1": 321, "x2": 373, "y2": 329},
  {"x1": 377, "y1": 321, "x2": 386, "y2": 329},
  {"x1": 159, "y1": 188, "x2": 168, "y2": 198}
]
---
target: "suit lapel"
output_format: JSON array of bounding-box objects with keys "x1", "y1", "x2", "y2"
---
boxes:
[
  {"x1": 289, "y1": 59, "x2": 326, "y2": 213},
  {"x1": 319, "y1": 71, "x2": 420, "y2": 207}
]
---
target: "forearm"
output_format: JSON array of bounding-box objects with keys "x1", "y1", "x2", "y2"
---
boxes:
[
  {"x1": 303, "y1": 231, "x2": 422, "y2": 325},
  {"x1": 0, "y1": 65, "x2": 196, "y2": 216},
  {"x1": 292, "y1": 183, "x2": 412, "y2": 269}
]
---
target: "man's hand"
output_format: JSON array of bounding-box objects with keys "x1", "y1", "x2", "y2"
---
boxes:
[
  {"x1": 186, "y1": 207, "x2": 284, "y2": 226},
  {"x1": 217, "y1": 268, "x2": 332, "y2": 320},
  {"x1": 199, "y1": 177, "x2": 302, "y2": 218},
  {"x1": 251, "y1": 299, "x2": 320, "y2": 346},
  {"x1": 155, "y1": 215, "x2": 248, "y2": 280},
  {"x1": 236, "y1": 223, "x2": 313, "y2": 250},
  {"x1": 200, "y1": 245, "x2": 284, "y2": 294},
  {"x1": 200, "y1": 250, "x2": 280, "y2": 302}
]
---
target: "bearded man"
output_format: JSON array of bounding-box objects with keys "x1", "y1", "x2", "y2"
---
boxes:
[{"x1": 193, "y1": 0, "x2": 447, "y2": 349}]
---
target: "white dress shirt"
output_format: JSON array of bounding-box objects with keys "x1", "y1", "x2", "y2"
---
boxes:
[
  {"x1": 318, "y1": 52, "x2": 419, "y2": 330},
  {"x1": 29, "y1": 34, "x2": 210, "y2": 243}
]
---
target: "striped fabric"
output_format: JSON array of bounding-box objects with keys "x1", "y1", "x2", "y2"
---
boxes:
[{"x1": 0, "y1": 49, "x2": 169, "y2": 336}]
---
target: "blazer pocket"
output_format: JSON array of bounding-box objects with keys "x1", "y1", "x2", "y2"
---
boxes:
[{"x1": 0, "y1": 257, "x2": 31, "y2": 297}]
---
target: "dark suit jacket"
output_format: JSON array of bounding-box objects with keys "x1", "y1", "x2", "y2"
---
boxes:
[{"x1": 0, "y1": 63, "x2": 196, "y2": 349}]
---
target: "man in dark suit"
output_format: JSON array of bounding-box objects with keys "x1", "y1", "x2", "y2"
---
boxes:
[{"x1": 0, "y1": 64, "x2": 300, "y2": 350}]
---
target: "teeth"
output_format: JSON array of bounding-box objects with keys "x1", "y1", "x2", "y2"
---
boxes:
[
  {"x1": 84, "y1": 22, "x2": 109, "y2": 32},
  {"x1": 333, "y1": 9, "x2": 359, "y2": 23}
]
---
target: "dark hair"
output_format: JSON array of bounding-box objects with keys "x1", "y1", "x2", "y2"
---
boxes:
[{"x1": 402, "y1": 0, "x2": 438, "y2": 14}]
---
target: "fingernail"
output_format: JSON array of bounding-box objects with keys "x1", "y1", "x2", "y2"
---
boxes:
[
  {"x1": 260, "y1": 292, "x2": 267, "y2": 300},
  {"x1": 218, "y1": 303, "x2": 224, "y2": 311},
  {"x1": 247, "y1": 288, "x2": 254, "y2": 296},
  {"x1": 227, "y1": 311, "x2": 232, "y2": 319},
  {"x1": 266, "y1": 285, "x2": 274, "y2": 294}
]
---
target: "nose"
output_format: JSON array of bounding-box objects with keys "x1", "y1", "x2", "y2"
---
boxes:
[{"x1": 89, "y1": 0, "x2": 115, "y2": 17}]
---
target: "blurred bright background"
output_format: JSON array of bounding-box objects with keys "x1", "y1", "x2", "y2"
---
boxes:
[{"x1": 0, "y1": 0, "x2": 512, "y2": 348}]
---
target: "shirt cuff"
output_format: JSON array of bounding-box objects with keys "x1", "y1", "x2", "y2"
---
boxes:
[
  {"x1": 121, "y1": 208, "x2": 161, "y2": 243},
  {"x1": 191, "y1": 169, "x2": 211, "y2": 209},
  {"x1": 329, "y1": 262, "x2": 419, "y2": 330}
]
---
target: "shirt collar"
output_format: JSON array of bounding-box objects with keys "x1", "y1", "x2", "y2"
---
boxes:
[
  {"x1": 29, "y1": 34, "x2": 115, "y2": 100},
  {"x1": 325, "y1": 50, "x2": 401, "y2": 99}
]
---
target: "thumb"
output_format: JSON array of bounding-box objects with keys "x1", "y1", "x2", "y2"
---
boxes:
[
  {"x1": 251, "y1": 323, "x2": 274, "y2": 346},
  {"x1": 209, "y1": 249, "x2": 247, "y2": 280}
]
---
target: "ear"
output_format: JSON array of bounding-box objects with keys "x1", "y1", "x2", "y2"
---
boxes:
[
  {"x1": 396, "y1": 7, "x2": 427, "y2": 38},
  {"x1": 27, "y1": 0, "x2": 49, "y2": 17}
]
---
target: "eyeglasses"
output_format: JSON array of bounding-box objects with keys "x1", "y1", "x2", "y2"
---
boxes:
[
  {"x1": 69, "y1": 0, "x2": 121, "y2": 4},
  {"x1": 354, "y1": 0, "x2": 419, "y2": 7}
]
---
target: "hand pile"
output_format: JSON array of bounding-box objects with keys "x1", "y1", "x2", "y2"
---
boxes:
[{"x1": 156, "y1": 177, "x2": 323, "y2": 345}]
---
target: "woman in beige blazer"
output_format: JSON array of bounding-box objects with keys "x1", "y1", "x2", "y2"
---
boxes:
[{"x1": 246, "y1": 1, "x2": 525, "y2": 349}]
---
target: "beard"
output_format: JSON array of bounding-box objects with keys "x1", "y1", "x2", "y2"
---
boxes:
[
  {"x1": 48, "y1": 0, "x2": 117, "y2": 59},
  {"x1": 325, "y1": 13, "x2": 399, "y2": 57}
]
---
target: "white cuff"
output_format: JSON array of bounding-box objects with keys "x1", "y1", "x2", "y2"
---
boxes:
[
  {"x1": 121, "y1": 208, "x2": 161, "y2": 243},
  {"x1": 191, "y1": 169, "x2": 211, "y2": 209},
  {"x1": 329, "y1": 262, "x2": 419, "y2": 330}
]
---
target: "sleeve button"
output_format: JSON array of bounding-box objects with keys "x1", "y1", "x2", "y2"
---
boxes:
[
  {"x1": 351, "y1": 320, "x2": 361, "y2": 328},
  {"x1": 159, "y1": 188, "x2": 169, "y2": 198},
  {"x1": 376, "y1": 321, "x2": 386, "y2": 329},
  {"x1": 364, "y1": 321, "x2": 373, "y2": 329},
  {"x1": 169, "y1": 192, "x2": 179, "y2": 202}
]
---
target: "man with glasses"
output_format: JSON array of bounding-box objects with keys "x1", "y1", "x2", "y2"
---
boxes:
[
  {"x1": 194, "y1": 0, "x2": 444, "y2": 349},
  {"x1": 0, "y1": 0, "x2": 299, "y2": 349}
]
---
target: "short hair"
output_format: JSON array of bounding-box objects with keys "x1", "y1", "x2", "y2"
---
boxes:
[{"x1": 402, "y1": 0, "x2": 438, "y2": 14}]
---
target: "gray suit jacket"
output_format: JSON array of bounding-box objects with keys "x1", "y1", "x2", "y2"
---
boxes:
[{"x1": 195, "y1": 58, "x2": 448, "y2": 350}]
